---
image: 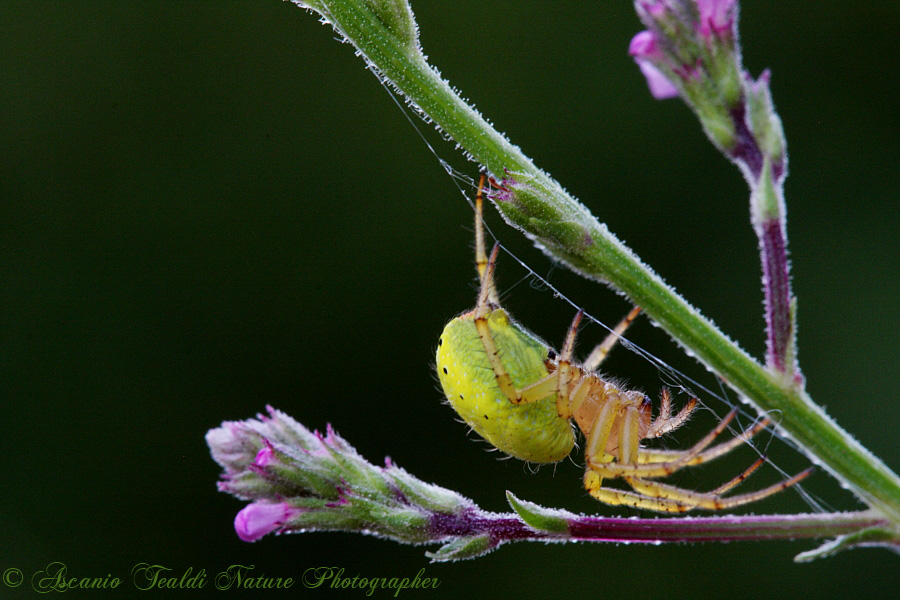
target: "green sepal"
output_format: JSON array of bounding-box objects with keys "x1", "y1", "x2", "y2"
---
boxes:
[
  {"x1": 695, "y1": 100, "x2": 737, "y2": 152},
  {"x1": 265, "y1": 447, "x2": 342, "y2": 500},
  {"x1": 746, "y1": 74, "x2": 786, "y2": 165},
  {"x1": 351, "y1": 494, "x2": 432, "y2": 542},
  {"x1": 506, "y1": 491, "x2": 570, "y2": 534},
  {"x1": 750, "y1": 158, "x2": 780, "y2": 223},
  {"x1": 708, "y1": 41, "x2": 742, "y2": 108},
  {"x1": 294, "y1": 0, "x2": 418, "y2": 54},
  {"x1": 386, "y1": 465, "x2": 473, "y2": 514},
  {"x1": 320, "y1": 439, "x2": 395, "y2": 499},
  {"x1": 290, "y1": 508, "x2": 366, "y2": 532},
  {"x1": 425, "y1": 534, "x2": 497, "y2": 562},
  {"x1": 220, "y1": 471, "x2": 283, "y2": 500}
]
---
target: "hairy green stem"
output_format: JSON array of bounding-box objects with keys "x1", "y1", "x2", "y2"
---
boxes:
[{"x1": 296, "y1": 0, "x2": 900, "y2": 524}]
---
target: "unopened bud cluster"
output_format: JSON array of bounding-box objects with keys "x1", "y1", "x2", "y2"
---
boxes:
[
  {"x1": 628, "y1": 0, "x2": 785, "y2": 166},
  {"x1": 206, "y1": 407, "x2": 474, "y2": 545}
]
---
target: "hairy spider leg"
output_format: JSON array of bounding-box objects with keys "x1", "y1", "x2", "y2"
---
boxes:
[
  {"x1": 473, "y1": 174, "x2": 498, "y2": 306},
  {"x1": 586, "y1": 464, "x2": 813, "y2": 512},
  {"x1": 584, "y1": 402, "x2": 813, "y2": 512},
  {"x1": 583, "y1": 306, "x2": 642, "y2": 371}
]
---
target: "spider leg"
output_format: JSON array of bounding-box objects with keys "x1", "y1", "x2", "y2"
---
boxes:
[
  {"x1": 588, "y1": 409, "x2": 739, "y2": 479},
  {"x1": 587, "y1": 484, "x2": 696, "y2": 512},
  {"x1": 583, "y1": 306, "x2": 641, "y2": 371},
  {"x1": 473, "y1": 174, "x2": 498, "y2": 305},
  {"x1": 471, "y1": 172, "x2": 524, "y2": 404},
  {"x1": 646, "y1": 389, "x2": 697, "y2": 438},
  {"x1": 555, "y1": 310, "x2": 596, "y2": 420},
  {"x1": 471, "y1": 175, "x2": 563, "y2": 408},
  {"x1": 472, "y1": 243, "x2": 523, "y2": 403},
  {"x1": 587, "y1": 461, "x2": 812, "y2": 513},
  {"x1": 471, "y1": 280, "x2": 593, "y2": 413},
  {"x1": 650, "y1": 386, "x2": 674, "y2": 432},
  {"x1": 623, "y1": 458, "x2": 767, "y2": 502},
  {"x1": 636, "y1": 417, "x2": 771, "y2": 465},
  {"x1": 584, "y1": 394, "x2": 623, "y2": 464},
  {"x1": 710, "y1": 456, "x2": 766, "y2": 495},
  {"x1": 563, "y1": 376, "x2": 592, "y2": 419},
  {"x1": 617, "y1": 403, "x2": 644, "y2": 466},
  {"x1": 625, "y1": 466, "x2": 813, "y2": 511},
  {"x1": 516, "y1": 372, "x2": 559, "y2": 404}
]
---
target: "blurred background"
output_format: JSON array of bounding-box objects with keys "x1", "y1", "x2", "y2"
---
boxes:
[{"x1": 2, "y1": 1, "x2": 899, "y2": 598}]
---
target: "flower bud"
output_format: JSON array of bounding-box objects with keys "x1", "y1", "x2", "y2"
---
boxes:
[
  {"x1": 630, "y1": 0, "x2": 745, "y2": 148},
  {"x1": 253, "y1": 444, "x2": 276, "y2": 469},
  {"x1": 696, "y1": 0, "x2": 738, "y2": 38},
  {"x1": 234, "y1": 501, "x2": 299, "y2": 542},
  {"x1": 630, "y1": 31, "x2": 679, "y2": 99},
  {"x1": 209, "y1": 407, "x2": 476, "y2": 545}
]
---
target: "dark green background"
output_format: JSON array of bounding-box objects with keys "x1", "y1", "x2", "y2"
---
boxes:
[{"x1": 3, "y1": 2, "x2": 899, "y2": 598}]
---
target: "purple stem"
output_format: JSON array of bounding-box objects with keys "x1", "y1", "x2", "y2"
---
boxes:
[
  {"x1": 431, "y1": 508, "x2": 885, "y2": 546},
  {"x1": 729, "y1": 103, "x2": 798, "y2": 380},
  {"x1": 759, "y1": 217, "x2": 792, "y2": 374},
  {"x1": 730, "y1": 104, "x2": 764, "y2": 180}
]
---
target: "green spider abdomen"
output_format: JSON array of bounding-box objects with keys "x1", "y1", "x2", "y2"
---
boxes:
[{"x1": 436, "y1": 308, "x2": 575, "y2": 463}]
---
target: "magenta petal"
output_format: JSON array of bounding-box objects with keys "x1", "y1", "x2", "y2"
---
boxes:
[
  {"x1": 640, "y1": 0, "x2": 667, "y2": 18},
  {"x1": 253, "y1": 444, "x2": 276, "y2": 468},
  {"x1": 629, "y1": 30, "x2": 660, "y2": 59},
  {"x1": 636, "y1": 60, "x2": 679, "y2": 99},
  {"x1": 696, "y1": 0, "x2": 736, "y2": 35},
  {"x1": 234, "y1": 502, "x2": 293, "y2": 542}
]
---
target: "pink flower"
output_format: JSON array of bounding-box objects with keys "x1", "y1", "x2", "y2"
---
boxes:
[
  {"x1": 629, "y1": 30, "x2": 662, "y2": 60},
  {"x1": 696, "y1": 0, "x2": 736, "y2": 37},
  {"x1": 234, "y1": 501, "x2": 297, "y2": 542},
  {"x1": 638, "y1": 0, "x2": 668, "y2": 19},
  {"x1": 629, "y1": 31, "x2": 678, "y2": 100},
  {"x1": 636, "y1": 61, "x2": 679, "y2": 99},
  {"x1": 253, "y1": 444, "x2": 276, "y2": 468}
]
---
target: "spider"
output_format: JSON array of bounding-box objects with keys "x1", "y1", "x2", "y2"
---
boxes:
[{"x1": 435, "y1": 175, "x2": 811, "y2": 512}]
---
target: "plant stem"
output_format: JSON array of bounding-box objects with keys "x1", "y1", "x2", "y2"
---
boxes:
[
  {"x1": 731, "y1": 88, "x2": 800, "y2": 383},
  {"x1": 209, "y1": 408, "x2": 899, "y2": 560},
  {"x1": 451, "y1": 507, "x2": 887, "y2": 546},
  {"x1": 295, "y1": 0, "x2": 900, "y2": 524},
  {"x1": 758, "y1": 214, "x2": 796, "y2": 375},
  {"x1": 564, "y1": 511, "x2": 885, "y2": 544}
]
